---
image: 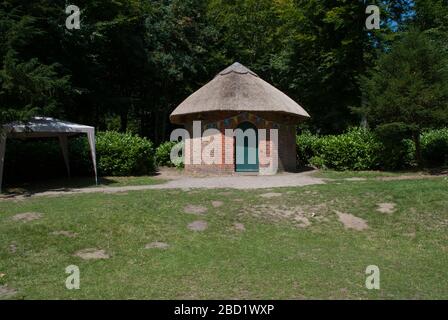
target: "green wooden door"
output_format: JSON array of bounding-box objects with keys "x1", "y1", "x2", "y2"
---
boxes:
[{"x1": 235, "y1": 122, "x2": 259, "y2": 172}]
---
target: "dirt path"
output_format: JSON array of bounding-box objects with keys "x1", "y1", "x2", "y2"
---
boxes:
[
  {"x1": 1, "y1": 171, "x2": 325, "y2": 199},
  {"x1": 2, "y1": 170, "x2": 445, "y2": 200}
]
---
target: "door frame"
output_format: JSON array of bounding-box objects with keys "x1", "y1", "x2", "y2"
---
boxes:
[{"x1": 234, "y1": 121, "x2": 259, "y2": 172}]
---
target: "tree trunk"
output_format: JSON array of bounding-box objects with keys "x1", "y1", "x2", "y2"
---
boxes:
[
  {"x1": 161, "y1": 109, "x2": 168, "y2": 142},
  {"x1": 413, "y1": 131, "x2": 423, "y2": 169},
  {"x1": 120, "y1": 109, "x2": 128, "y2": 133}
]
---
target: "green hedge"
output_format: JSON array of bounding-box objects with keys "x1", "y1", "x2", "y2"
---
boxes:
[
  {"x1": 297, "y1": 128, "x2": 382, "y2": 170},
  {"x1": 95, "y1": 131, "x2": 155, "y2": 176},
  {"x1": 297, "y1": 128, "x2": 448, "y2": 171},
  {"x1": 3, "y1": 131, "x2": 155, "y2": 182},
  {"x1": 155, "y1": 141, "x2": 177, "y2": 167},
  {"x1": 155, "y1": 141, "x2": 184, "y2": 168},
  {"x1": 421, "y1": 128, "x2": 448, "y2": 167}
]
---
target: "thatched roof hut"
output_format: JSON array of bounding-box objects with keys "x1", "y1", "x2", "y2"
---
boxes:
[{"x1": 170, "y1": 62, "x2": 310, "y2": 175}]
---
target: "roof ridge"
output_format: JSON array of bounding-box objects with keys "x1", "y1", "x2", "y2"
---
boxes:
[{"x1": 218, "y1": 62, "x2": 258, "y2": 77}]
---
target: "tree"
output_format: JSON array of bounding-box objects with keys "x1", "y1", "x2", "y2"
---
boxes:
[
  {"x1": 207, "y1": 0, "x2": 381, "y2": 133},
  {"x1": 140, "y1": 0, "x2": 221, "y2": 142},
  {"x1": 272, "y1": 0, "x2": 368, "y2": 133},
  {"x1": 0, "y1": 2, "x2": 72, "y2": 124},
  {"x1": 361, "y1": 29, "x2": 448, "y2": 167},
  {"x1": 413, "y1": 0, "x2": 448, "y2": 53},
  {"x1": 0, "y1": 0, "x2": 426, "y2": 140}
]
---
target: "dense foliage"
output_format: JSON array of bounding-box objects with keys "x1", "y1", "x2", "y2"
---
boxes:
[
  {"x1": 297, "y1": 128, "x2": 448, "y2": 171},
  {"x1": 3, "y1": 1, "x2": 443, "y2": 136},
  {"x1": 360, "y1": 29, "x2": 448, "y2": 167},
  {"x1": 1, "y1": 1, "x2": 447, "y2": 178},
  {"x1": 3, "y1": 131, "x2": 155, "y2": 183},
  {"x1": 155, "y1": 141, "x2": 184, "y2": 168},
  {"x1": 95, "y1": 131, "x2": 155, "y2": 176},
  {"x1": 297, "y1": 128, "x2": 382, "y2": 170},
  {"x1": 155, "y1": 141, "x2": 176, "y2": 167},
  {"x1": 421, "y1": 128, "x2": 448, "y2": 167}
]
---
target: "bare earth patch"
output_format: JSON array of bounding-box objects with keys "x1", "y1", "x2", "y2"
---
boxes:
[
  {"x1": 294, "y1": 216, "x2": 311, "y2": 228},
  {"x1": 218, "y1": 191, "x2": 233, "y2": 196},
  {"x1": 188, "y1": 220, "x2": 208, "y2": 232},
  {"x1": 335, "y1": 211, "x2": 368, "y2": 231},
  {"x1": 233, "y1": 223, "x2": 246, "y2": 231},
  {"x1": 0, "y1": 285, "x2": 17, "y2": 299},
  {"x1": 377, "y1": 202, "x2": 396, "y2": 214},
  {"x1": 51, "y1": 230, "x2": 78, "y2": 238},
  {"x1": 243, "y1": 204, "x2": 327, "y2": 228},
  {"x1": 11, "y1": 212, "x2": 42, "y2": 222},
  {"x1": 184, "y1": 204, "x2": 208, "y2": 215},
  {"x1": 74, "y1": 248, "x2": 110, "y2": 260},
  {"x1": 260, "y1": 192, "x2": 282, "y2": 198},
  {"x1": 404, "y1": 231, "x2": 416, "y2": 239},
  {"x1": 211, "y1": 201, "x2": 224, "y2": 208},
  {"x1": 9, "y1": 243, "x2": 17, "y2": 254},
  {"x1": 145, "y1": 242, "x2": 169, "y2": 249}
]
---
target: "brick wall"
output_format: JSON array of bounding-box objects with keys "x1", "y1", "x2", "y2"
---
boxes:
[{"x1": 183, "y1": 112, "x2": 297, "y2": 175}]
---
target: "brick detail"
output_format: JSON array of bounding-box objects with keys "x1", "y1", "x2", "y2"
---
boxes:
[{"x1": 183, "y1": 113, "x2": 297, "y2": 175}]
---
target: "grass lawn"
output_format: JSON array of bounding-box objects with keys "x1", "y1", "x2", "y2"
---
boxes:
[
  {"x1": 311, "y1": 167, "x2": 448, "y2": 180},
  {"x1": 1, "y1": 176, "x2": 447, "y2": 299},
  {"x1": 311, "y1": 170, "x2": 406, "y2": 179}
]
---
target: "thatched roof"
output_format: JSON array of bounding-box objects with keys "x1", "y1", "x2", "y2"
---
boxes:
[{"x1": 170, "y1": 62, "x2": 310, "y2": 124}]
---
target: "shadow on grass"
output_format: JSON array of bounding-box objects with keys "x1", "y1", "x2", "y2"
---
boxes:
[
  {"x1": 427, "y1": 167, "x2": 448, "y2": 175},
  {"x1": 293, "y1": 165, "x2": 316, "y2": 173},
  {"x1": 1, "y1": 172, "x2": 164, "y2": 197}
]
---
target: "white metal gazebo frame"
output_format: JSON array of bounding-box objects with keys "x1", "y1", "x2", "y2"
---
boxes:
[{"x1": 0, "y1": 117, "x2": 98, "y2": 192}]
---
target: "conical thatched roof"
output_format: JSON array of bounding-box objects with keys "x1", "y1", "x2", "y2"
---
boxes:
[{"x1": 170, "y1": 62, "x2": 310, "y2": 124}]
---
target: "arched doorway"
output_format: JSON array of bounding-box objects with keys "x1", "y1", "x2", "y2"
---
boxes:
[{"x1": 235, "y1": 121, "x2": 259, "y2": 172}]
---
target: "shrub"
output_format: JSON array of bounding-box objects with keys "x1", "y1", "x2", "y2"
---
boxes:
[
  {"x1": 155, "y1": 141, "x2": 184, "y2": 169},
  {"x1": 3, "y1": 131, "x2": 156, "y2": 182},
  {"x1": 378, "y1": 138, "x2": 415, "y2": 170},
  {"x1": 309, "y1": 156, "x2": 326, "y2": 169},
  {"x1": 296, "y1": 128, "x2": 389, "y2": 170},
  {"x1": 325, "y1": 128, "x2": 381, "y2": 170},
  {"x1": 421, "y1": 128, "x2": 448, "y2": 167},
  {"x1": 295, "y1": 127, "x2": 431, "y2": 171},
  {"x1": 297, "y1": 128, "x2": 404, "y2": 170},
  {"x1": 374, "y1": 123, "x2": 415, "y2": 170},
  {"x1": 171, "y1": 142, "x2": 185, "y2": 169},
  {"x1": 95, "y1": 131, "x2": 155, "y2": 176},
  {"x1": 296, "y1": 131, "x2": 319, "y2": 165},
  {"x1": 155, "y1": 141, "x2": 177, "y2": 167}
]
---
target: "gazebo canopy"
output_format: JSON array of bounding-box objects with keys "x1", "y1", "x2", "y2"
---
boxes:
[
  {"x1": 170, "y1": 62, "x2": 310, "y2": 124},
  {"x1": 0, "y1": 117, "x2": 98, "y2": 192}
]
